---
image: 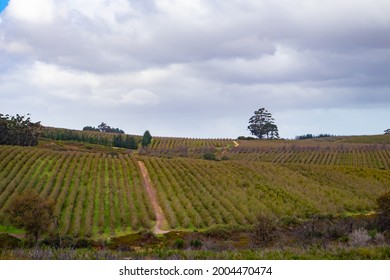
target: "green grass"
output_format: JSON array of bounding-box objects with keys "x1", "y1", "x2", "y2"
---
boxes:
[{"x1": 0, "y1": 224, "x2": 25, "y2": 235}]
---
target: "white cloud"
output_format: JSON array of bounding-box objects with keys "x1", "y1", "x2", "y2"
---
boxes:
[
  {"x1": 7, "y1": 0, "x2": 55, "y2": 24},
  {"x1": 120, "y1": 89, "x2": 160, "y2": 106}
]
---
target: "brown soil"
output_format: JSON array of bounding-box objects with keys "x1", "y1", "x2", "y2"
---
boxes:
[{"x1": 138, "y1": 161, "x2": 169, "y2": 234}]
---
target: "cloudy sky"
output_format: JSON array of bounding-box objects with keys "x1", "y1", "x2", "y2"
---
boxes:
[{"x1": 0, "y1": 0, "x2": 389, "y2": 138}]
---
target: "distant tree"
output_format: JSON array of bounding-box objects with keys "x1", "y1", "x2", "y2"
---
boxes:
[
  {"x1": 97, "y1": 122, "x2": 109, "y2": 132},
  {"x1": 142, "y1": 130, "x2": 152, "y2": 147},
  {"x1": 385, "y1": 129, "x2": 390, "y2": 135},
  {"x1": 4, "y1": 189, "x2": 54, "y2": 243},
  {"x1": 112, "y1": 134, "x2": 123, "y2": 148},
  {"x1": 247, "y1": 108, "x2": 279, "y2": 139},
  {"x1": 0, "y1": 113, "x2": 41, "y2": 146}
]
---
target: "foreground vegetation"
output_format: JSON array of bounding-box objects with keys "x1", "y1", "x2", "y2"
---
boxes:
[
  {"x1": 2, "y1": 245, "x2": 389, "y2": 260},
  {"x1": 1, "y1": 214, "x2": 389, "y2": 260}
]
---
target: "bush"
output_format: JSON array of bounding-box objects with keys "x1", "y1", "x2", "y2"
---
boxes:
[
  {"x1": 174, "y1": 238, "x2": 184, "y2": 249},
  {"x1": 349, "y1": 229, "x2": 371, "y2": 247},
  {"x1": 373, "y1": 232, "x2": 386, "y2": 245},
  {"x1": 251, "y1": 215, "x2": 278, "y2": 247},
  {"x1": 190, "y1": 239, "x2": 202, "y2": 248},
  {"x1": 4, "y1": 189, "x2": 54, "y2": 243},
  {"x1": 376, "y1": 191, "x2": 390, "y2": 231},
  {"x1": 203, "y1": 152, "x2": 216, "y2": 161}
]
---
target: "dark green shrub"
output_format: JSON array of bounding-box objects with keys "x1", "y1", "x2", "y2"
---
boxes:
[
  {"x1": 174, "y1": 238, "x2": 184, "y2": 249},
  {"x1": 190, "y1": 239, "x2": 202, "y2": 248},
  {"x1": 203, "y1": 152, "x2": 216, "y2": 161}
]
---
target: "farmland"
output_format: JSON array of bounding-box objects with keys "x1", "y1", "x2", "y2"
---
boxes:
[
  {"x1": 1, "y1": 133, "x2": 390, "y2": 238},
  {"x1": 0, "y1": 146, "x2": 155, "y2": 237}
]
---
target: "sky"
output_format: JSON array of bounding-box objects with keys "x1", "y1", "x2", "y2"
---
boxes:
[
  {"x1": 0, "y1": 0, "x2": 389, "y2": 139},
  {"x1": 0, "y1": 1, "x2": 9, "y2": 13}
]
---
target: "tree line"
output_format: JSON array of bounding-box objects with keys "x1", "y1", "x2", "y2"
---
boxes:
[
  {"x1": 0, "y1": 113, "x2": 41, "y2": 146},
  {"x1": 295, "y1": 133, "x2": 335, "y2": 140},
  {"x1": 43, "y1": 126, "x2": 153, "y2": 150}
]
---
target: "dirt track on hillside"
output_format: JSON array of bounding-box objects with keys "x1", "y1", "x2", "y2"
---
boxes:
[{"x1": 137, "y1": 161, "x2": 168, "y2": 234}]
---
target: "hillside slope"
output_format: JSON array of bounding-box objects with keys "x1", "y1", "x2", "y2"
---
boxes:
[{"x1": 1, "y1": 141, "x2": 389, "y2": 238}]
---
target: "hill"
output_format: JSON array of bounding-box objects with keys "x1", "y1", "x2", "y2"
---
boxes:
[{"x1": 1, "y1": 130, "x2": 390, "y2": 239}]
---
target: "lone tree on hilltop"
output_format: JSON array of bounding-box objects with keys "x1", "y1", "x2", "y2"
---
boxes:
[
  {"x1": 4, "y1": 189, "x2": 55, "y2": 243},
  {"x1": 248, "y1": 108, "x2": 279, "y2": 139}
]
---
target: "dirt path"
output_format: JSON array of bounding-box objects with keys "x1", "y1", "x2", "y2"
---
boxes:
[{"x1": 137, "y1": 161, "x2": 169, "y2": 234}]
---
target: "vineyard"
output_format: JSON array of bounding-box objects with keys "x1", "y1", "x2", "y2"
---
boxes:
[
  {"x1": 0, "y1": 146, "x2": 155, "y2": 237},
  {"x1": 1, "y1": 137, "x2": 390, "y2": 237},
  {"x1": 143, "y1": 157, "x2": 390, "y2": 229}
]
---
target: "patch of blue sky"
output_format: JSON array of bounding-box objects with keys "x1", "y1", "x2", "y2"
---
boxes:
[{"x1": 0, "y1": 0, "x2": 9, "y2": 14}]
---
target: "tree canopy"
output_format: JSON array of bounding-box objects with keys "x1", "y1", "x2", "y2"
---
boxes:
[
  {"x1": 247, "y1": 108, "x2": 279, "y2": 139},
  {"x1": 113, "y1": 134, "x2": 138, "y2": 149},
  {"x1": 4, "y1": 189, "x2": 54, "y2": 242},
  {"x1": 142, "y1": 130, "x2": 152, "y2": 147},
  {"x1": 0, "y1": 113, "x2": 41, "y2": 146}
]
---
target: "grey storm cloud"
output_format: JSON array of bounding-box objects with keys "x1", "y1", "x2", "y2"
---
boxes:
[{"x1": 0, "y1": 0, "x2": 390, "y2": 138}]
